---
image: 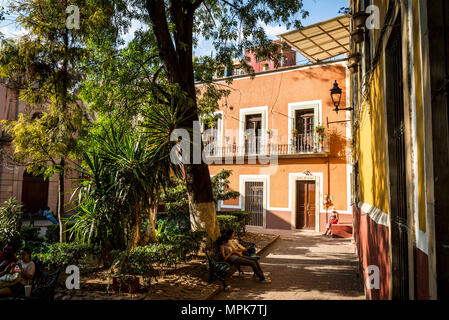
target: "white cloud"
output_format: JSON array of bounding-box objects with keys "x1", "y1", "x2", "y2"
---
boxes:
[
  {"x1": 0, "y1": 24, "x2": 27, "y2": 39},
  {"x1": 261, "y1": 23, "x2": 289, "y2": 39}
]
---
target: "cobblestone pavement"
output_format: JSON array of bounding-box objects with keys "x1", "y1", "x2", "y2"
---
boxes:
[{"x1": 213, "y1": 227, "x2": 365, "y2": 300}]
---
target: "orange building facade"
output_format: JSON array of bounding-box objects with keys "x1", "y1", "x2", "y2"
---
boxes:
[{"x1": 200, "y1": 60, "x2": 352, "y2": 232}]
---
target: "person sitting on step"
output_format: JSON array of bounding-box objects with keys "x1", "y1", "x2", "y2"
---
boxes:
[{"x1": 43, "y1": 207, "x2": 58, "y2": 225}]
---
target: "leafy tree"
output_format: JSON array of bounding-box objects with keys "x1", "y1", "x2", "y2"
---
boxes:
[
  {"x1": 123, "y1": 0, "x2": 308, "y2": 244},
  {"x1": 162, "y1": 169, "x2": 240, "y2": 226},
  {"x1": 1, "y1": 105, "x2": 86, "y2": 243},
  {"x1": 72, "y1": 125, "x2": 179, "y2": 253},
  {"x1": 211, "y1": 169, "x2": 240, "y2": 204},
  {"x1": 0, "y1": 0, "x2": 119, "y2": 242}
]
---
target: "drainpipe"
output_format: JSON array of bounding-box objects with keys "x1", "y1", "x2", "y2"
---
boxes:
[{"x1": 281, "y1": 38, "x2": 284, "y2": 68}]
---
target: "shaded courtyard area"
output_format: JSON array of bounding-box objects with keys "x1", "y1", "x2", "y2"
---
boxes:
[{"x1": 214, "y1": 227, "x2": 365, "y2": 300}]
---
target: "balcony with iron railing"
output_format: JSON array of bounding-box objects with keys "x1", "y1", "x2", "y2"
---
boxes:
[{"x1": 203, "y1": 132, "x2": 329, "y2": 159}]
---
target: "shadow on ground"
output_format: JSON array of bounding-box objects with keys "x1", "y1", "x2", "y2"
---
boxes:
[{"x1": 214, "y1": 231, "x2": 365, "y2": 300}]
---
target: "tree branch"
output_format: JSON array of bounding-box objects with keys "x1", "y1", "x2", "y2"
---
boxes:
[{"x1": 145, "y1": 0, "x2": 181, "y2": 83}]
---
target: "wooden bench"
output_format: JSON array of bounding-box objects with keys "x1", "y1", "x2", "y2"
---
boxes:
[
  {"x1": 205, "y1": 251, "x2": 231, "y2": 289},
  {"x1": 205, "y1": 238, "x2": 257, "y2": 289}
]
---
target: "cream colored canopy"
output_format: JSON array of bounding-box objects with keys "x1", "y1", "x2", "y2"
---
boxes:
[{"x1": 278, "y1": 15, "x2": 350, "y2": 63}]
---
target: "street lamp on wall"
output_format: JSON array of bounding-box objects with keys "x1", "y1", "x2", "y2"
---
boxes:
[{"x1": 330, "y1": 80, "x2": 353, "y2": 114}]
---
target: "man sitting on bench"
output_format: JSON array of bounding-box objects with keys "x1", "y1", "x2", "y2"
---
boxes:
[{"x1": 218, "y1": 230, "x2": 270, "y2": 283}]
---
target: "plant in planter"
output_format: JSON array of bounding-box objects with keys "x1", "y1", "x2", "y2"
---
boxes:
[
  {"x1": 262, "y1": 63, "x2": 269, "y2": 71},
  {"x1": 315, "y1": 124, "x2": 326, "y2": 142},
  {"x1": 291, "y1": 129, "x2": 298, "y2": 137},
  {"x1": 267, "y1": 129, "x2": 273, "y2": 136},
  {"x1": 111, "y1": 274, "x2": 141, "y2": 294}
]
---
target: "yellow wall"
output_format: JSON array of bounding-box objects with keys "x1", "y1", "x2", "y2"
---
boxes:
[{"x1": 354, "y1": 0, "x2": 428, "y2": 231}]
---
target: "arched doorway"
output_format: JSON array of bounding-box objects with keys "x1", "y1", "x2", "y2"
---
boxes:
[{"x1": 21, "y1": 170, "x2": 49, "y2": 214}]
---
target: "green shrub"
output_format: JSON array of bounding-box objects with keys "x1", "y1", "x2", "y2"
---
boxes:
[
  {"x1": 45, "y1": 222, "x2": 76, "y2": 244},
  {"x1": 217, "y1": 215, "x2": 240, "y2": 233},
  {"x1": 156, "y1": 212, "x2": 168, "y2": 220},
  {"x1": 217, "y1": 211, "x2": 250, "y2": 233},
  {"x1": 35, "y1": 243, "x2": 98, "y2": 270},
  {"x1": 21, "y1": 226, "x2": 47, "y2": 254},
  {"x1": 0, "y1": 198, "x2": 23, "y2": 249},
  {"x1": 156, "y1": 220, "x2": 205, "y2": 261},
  {"x1": 21, "y1": 226, "x2": 41, "y2": 242},
  {"x1": 113, "y1": 229, "x2": 205, "y2": 285},
  {"x1": 45, "y1": 224, "x2": 59, "y2": 243}
]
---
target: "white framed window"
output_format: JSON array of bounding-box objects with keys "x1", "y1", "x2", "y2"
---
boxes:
[
  {"x1": 288, "y1": 101, "x2": 321, "y2": 153},
  {"x1": 239, "y1": 106, "x2": 268, "y2": 156}
]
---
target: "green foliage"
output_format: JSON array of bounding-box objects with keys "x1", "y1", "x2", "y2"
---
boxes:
[
  {"x1": 217, "y1": 215, "x2": 239, "y2": 233},
  {"x1": 45, "y1": 224, "x2": 60, "y2": 244},
  {"x1": 0, "y1": 198, "x2": 23, "y2": 249},
  {"x1": 161, "y1": 169, "x2": 240, "y2": 227},
  {"x1": 71, "y1": 125, "x2": 178, "y2": 251},
  {"x1": 156, "y1": 212, "x2": 169, "y2": 221},
  {"x1": 113, "y1": 232, "x2": 205, "y2": 284},
  {"x1": 156, "y1": 220, "x2": 205, "y2": 252},
  {"x1": 21, "y1": 226, "x2": 40, "y2": 242},
  {"x1": 20, "y1": 226, "x2": 46, "y2": 253},
  {"x1": 217, "y1": 211, "x2": 250, "y2": 234},
  {"x1": 35, "y1": 243, "x2": 98, "y2": 270},
  {"x1": 211, "y1": 170, "x2": 240, "y2": 203}
]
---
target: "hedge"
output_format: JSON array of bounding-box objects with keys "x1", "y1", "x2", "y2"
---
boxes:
[
  {"x1": 217, "y1": 211, "x2": 250, "y2": 233},
  {"x1": 35, "y1": 243, "x2": 98, "y2": 270}
]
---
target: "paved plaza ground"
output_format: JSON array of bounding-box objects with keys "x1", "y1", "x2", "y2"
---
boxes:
[{"x1": 214, "y1": 227, "x2": 365, "y2": 300}]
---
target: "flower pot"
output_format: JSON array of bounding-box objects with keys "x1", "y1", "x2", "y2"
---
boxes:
[
  {"x1": 112, "y1": 276, "x2": 140, "y2": 293},
  {"x1": 352, "y1": 11, "x2": 369, "y2": 29},
  {"x1": 348, "y1": 63, "x2": 359, "y2": 73},
  {"x1": 351, "y1": 29, "x2": 365, "y2": 44}
]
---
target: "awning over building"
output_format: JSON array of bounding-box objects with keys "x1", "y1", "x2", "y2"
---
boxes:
[{"x1": 278, "y1": 15, "x2": 350, "y2": 63}]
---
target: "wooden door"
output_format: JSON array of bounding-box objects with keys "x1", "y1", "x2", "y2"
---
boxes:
[
  {"x1": 296, "y1": 181, "x2": 316, "y2": 229},
  {"x1": 21, "y1": 172, "x2": 49, "y2": 214}
]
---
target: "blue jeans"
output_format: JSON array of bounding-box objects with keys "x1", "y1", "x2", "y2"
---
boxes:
[{"x1": 46, "y1": 215, "x2": 58, "y2": 224}]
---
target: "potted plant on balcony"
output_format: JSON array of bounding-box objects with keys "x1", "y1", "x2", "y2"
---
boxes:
[
  {"x1": 267, "y1": 129, "x2": 273, "y2": 137},
  {"x1": 262, "y1": 63, "x2": 269, "y2": 71},
  {"x1": 291, "y1": 129, "x2": 298, "y2": 137},
  {"x1": 315, "y1": 124, "x2": 326, "y2": 152},
  {"x1": 315, "y1": 124, "x2": 325, "y2": 141}
]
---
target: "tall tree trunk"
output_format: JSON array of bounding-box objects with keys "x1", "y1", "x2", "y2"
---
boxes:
[
  {"x1": 146, "y1": 0, "x2": 220, "y2": 247},
  {"x1": 58, "y1": 158, "x2": 66, "y2": 243},
  {"x1": 141, "y1": 202, "x2": 158, "y2": 244},
  {"x1": 185, "y1": 164, "x2": 220, "y2": 245},
  {"x1": 129, "y1": 201, "x2": 141, "y2": 249}
]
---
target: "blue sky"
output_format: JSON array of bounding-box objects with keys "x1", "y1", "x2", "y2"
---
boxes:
[
  {"x1": 1, "y1": 0, "x2": 349, "y2": 60},
  {"x1": 193, "y1": 0, "x2": 349, "y2": 59}
]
